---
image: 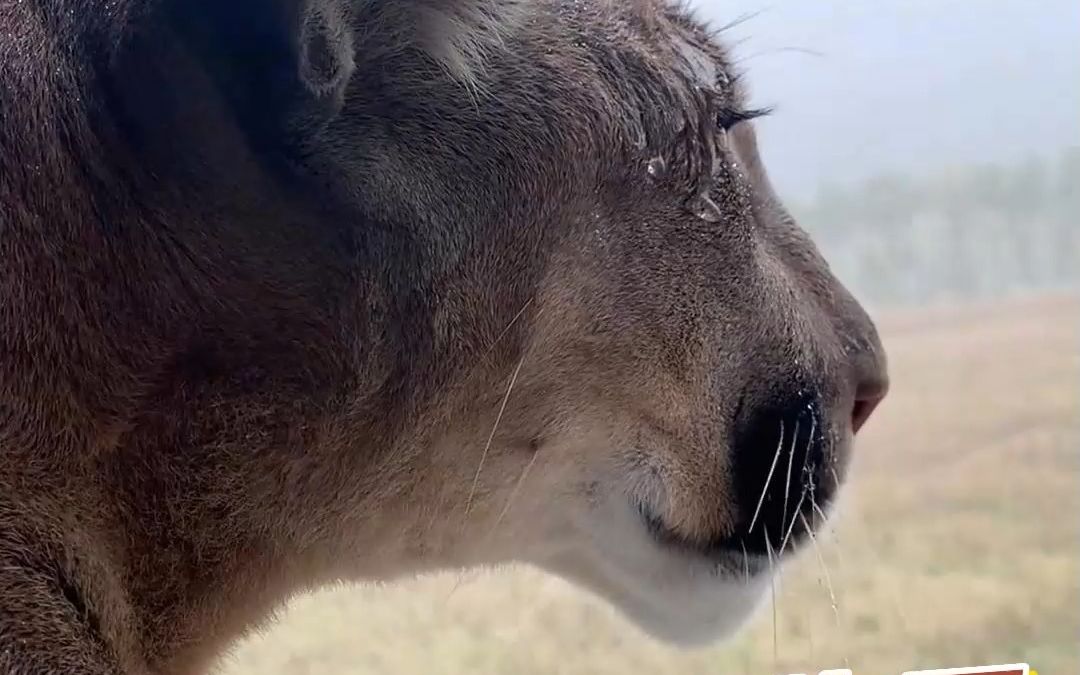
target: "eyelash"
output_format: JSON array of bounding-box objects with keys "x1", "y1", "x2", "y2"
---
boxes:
[{"x1": 716, "y1": 106, "x2": 772, "y2": 131}]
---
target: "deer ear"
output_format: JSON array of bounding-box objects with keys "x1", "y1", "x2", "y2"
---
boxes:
[
  {"x1": 156, "y1": 0, "x2": 356, "y2": 137},
  {"x1": 294, "y1": 0, "x2": 355, "y2": 118},
  {"x1": 149, "y1": 0, "x2": 519, "y2": 138}
]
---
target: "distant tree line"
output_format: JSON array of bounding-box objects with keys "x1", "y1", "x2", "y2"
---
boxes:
[{"x1": 793, "y1": 146, "x2": 1079, "y2": 308}]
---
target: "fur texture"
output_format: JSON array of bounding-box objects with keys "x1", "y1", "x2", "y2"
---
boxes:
[{"x1": 0, "y1": 1, "x2": 888, "y2": 673}]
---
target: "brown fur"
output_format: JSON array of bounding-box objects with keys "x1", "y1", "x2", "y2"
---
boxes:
[{"x1": 0, "y1": 1, "x2": 888, "y2": 673}]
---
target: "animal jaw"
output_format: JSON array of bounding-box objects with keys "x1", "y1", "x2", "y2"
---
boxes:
[{"x1": 0, "y1": 0, "x2": 888, "y2": 672}]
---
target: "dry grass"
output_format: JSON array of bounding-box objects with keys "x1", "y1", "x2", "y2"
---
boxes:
[{"x1": 218, "y1": 293, "x2": 1079, "y2": 675}]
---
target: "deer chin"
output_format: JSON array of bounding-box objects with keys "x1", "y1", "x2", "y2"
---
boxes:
[{"x1": 532, "y1": 494, "x2": 776, "y2": 647}]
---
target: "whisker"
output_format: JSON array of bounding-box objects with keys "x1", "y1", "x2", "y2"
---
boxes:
[
  {"x1": 446, "y1": 308, "x2": 537, "y2": 600},
  {"x1": 464, "y1": 354, "x2": 527, "y2": 518},
  {"x1": 484, "y1": 300, "x2": 535, "y2": 359},
  {"x1": 749, "y1": 420, "x2": 785, "y2": 533},
  {"x1": 448, "y1": 447, "x2": 536, "y2": 618},
  {"x1": 741, "y1": 541, "x2": 750, "y2": 586},
  {"x1": 803, "y1": 415, "x2": 818, "y2": 477},
  {"x1": 442, "y1": 568, "x2": 481, "y2": 606},
  {"x1": 485, "y1": 449, "x2": 540, "y2": 540},
  {"x1": 778, "y1": 489, "x2": 806, "y2": 557},
  {"x1": 765, "y1": 525, "x2": 779, "y2": 668},
  {"x1": 805, "y1": 415, "x2": 819, "y2": 510},
  {"x1": 827, "y1": 466, "x2": 912, "y2": 638},
  {"x1": 780, "y1": 414, "x2": 817, "y2": 557},
  {"x1": 733, "y1": 45, "x2": 828, "y2": 65},
  {"x1": 800, "y1": 512, "x2": 840, "y2": 619},
  {"x1": 811, "y1": 499, "x2": 830, "y2": 530},
  {"x1": 800, "y1": 512, "x2": 848, "y2": 668},
  {"x1": 780, "y1": 419, "x2": 801, "y2": 552},
  {"x1": 715, "y1": 7, "x2": 770, "y2": 34},
  {"x1": 828, "y1": 466, "x2": 842, "y2": 502},
  {"x1": 809, "y1": 486, "x2": 853, "y2": 667}
]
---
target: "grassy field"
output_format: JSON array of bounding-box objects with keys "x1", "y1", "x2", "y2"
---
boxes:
[{"x1": 218, "y1": 293, "x2": 1079, "y2": 675}]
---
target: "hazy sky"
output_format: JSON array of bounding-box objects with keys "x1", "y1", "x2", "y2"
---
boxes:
[{"x1": 688, "y1": 0, "x2": 1080, "y2": 199}]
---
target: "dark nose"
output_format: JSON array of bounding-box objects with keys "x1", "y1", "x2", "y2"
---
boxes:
[{"x1": 726, "y1": 391, "x2": 830, "y2": 555}]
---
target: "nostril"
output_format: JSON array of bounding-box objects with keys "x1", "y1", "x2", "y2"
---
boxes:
[{"x1": 851, "y1": 380, "x2": 888, "y2": 434}]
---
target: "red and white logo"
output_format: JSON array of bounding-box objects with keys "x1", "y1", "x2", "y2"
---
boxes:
[
  {"x1": 902, "y1": 665, "x2": 1031, "y2": 675},
  {"x1": 787, "y1": 664, "x2": 1034, "y2": 675}
]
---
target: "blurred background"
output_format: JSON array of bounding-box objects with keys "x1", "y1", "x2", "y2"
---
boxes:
[{"x1": 220, "y1": 1, "x2": 1079, "y2": 673}]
